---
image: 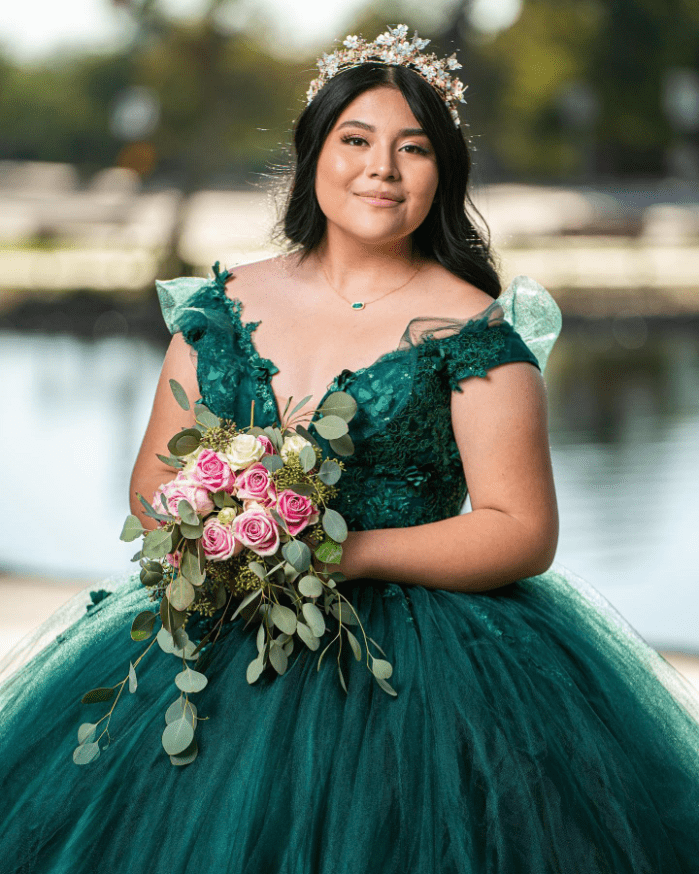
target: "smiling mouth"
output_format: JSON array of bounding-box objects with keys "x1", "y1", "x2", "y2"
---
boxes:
[{"x1": 355, "y1": 191, "x2": 404, "y2": 205}]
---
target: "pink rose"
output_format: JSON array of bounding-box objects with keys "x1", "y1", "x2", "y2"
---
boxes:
[
  {"x1": 235, "y1": 463, "x2": 277, "y2": 506},
  {"x1": 154, "y1": 474, "x2": 214, "y2": 519},
  {"x1": 276, "y1": 489, "x2": 320, "y2": 537},
  {"x1": 201, "y1": 517, "x2": 237, "y2": 561},
  {"x1": 257, "y1": 434, "x2": 276, "y2": 456},
  {"x1": 166, "y1": 549, "x2": 182, "y2": 569},
  {"x1": 232, "y1": 508, "x2": 280, "y2": 557},
  {"x1": 191, "y1": 448, "x2": 235, "y2": 493}
]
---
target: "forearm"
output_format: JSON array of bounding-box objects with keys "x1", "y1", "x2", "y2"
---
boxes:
[{"x1": 339, "y1": 509, "x2": 557, "y2": 592}]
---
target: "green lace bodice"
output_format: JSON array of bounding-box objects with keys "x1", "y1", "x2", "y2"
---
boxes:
[{"x1": 157, "y1": 263, "x2": 560, "y2": 532}]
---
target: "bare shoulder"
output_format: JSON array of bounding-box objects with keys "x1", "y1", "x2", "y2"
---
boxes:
[
  {"x1": 420, "y1": 261, "x2": 498, "y2": 321},
  {"x1": 222, "y1": 255, "x2": 292, "y2": 302}
]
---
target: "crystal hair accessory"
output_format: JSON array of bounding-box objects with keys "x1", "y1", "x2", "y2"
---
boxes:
[{"x1": 306, "y1": 24, "x2": 468, "y2": 128}]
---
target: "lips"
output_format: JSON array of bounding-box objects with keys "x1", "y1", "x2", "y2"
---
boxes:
[{"x1": 355, "y1": 190, "x2": 404, "y2": 202}]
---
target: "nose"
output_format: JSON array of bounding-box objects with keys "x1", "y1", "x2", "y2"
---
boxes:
[{"x1": 366, "y1": 142, "x2": 400, "y2": 181}]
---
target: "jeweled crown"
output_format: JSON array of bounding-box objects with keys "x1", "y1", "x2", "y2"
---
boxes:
[{"x1": 306, "y1": 24, "x2": 468, "y2": 128}]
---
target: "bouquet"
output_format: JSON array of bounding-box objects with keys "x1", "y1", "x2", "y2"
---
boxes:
[{"x1": 73, "y1": 382, "x2": 395, "y2": 767}]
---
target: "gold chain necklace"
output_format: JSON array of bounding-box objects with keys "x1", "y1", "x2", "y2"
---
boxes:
[{"x1": 318, "y1": 257, "x2": 423, "y2": 311}]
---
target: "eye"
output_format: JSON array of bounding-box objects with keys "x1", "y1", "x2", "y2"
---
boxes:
[
  {"x1": 340, "y1": 134, "x2": 368, "y2": 147},
  {"x1": 401, "y1": 143, "x2": 430, "y2": 156}
]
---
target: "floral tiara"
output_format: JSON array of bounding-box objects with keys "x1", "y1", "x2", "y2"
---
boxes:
[{"x1": 305, "y1": 24, "x2": 468, "y2": 128}]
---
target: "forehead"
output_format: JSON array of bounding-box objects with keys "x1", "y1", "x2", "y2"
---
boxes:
[{"x1": 333, "y1": 86, "x2": 422, "y2": 130}]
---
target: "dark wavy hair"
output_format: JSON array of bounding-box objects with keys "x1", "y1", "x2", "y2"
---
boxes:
[{"x1": 282, "y1": 63, "x2": 502, "y2": 299}]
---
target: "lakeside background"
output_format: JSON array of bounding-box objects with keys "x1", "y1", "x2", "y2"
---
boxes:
[{"x1": 1, "y1": 0, "x2": 698, "y2": 672}]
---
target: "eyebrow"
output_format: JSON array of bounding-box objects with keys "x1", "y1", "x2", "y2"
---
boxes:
[{"x1": 336, "y1": 119, "x2": 428, "y2": 137}]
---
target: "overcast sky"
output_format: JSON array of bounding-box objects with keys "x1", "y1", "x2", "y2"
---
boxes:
[{"x1": 0, "y1": 0, "x2": 522, "y2": 63}]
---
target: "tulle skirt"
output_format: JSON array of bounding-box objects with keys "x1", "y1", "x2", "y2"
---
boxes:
[{"x1": 1, "y1": 563, "x2": 699, "y2": 874}]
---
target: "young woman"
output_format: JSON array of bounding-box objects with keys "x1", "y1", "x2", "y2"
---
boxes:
[{"x1": 2, "y1": 25, "x2": 699, "y2": 874}]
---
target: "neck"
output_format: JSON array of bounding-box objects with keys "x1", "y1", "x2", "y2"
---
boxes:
[{"x1": 315, "y1": 229, "x2": 418, "y2": 295}]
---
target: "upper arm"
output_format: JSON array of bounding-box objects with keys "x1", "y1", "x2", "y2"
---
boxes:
[
  {"x1": 450, "y1": 360, "x2": 559, "y2": 561},
  {"x1": 130, "y1": 332, "x2": 199, "y2": 504}
]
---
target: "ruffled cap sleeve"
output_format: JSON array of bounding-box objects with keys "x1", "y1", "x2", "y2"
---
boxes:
[
  {"x1": 155, "y1": 276, "x2": 211, "y2": 335},
  {"x1": 497, "y1": 275, "x2": 562, "y2": 373}
]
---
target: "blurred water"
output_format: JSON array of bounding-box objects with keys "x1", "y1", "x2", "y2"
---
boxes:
[{"x1": 0, "y1": 322, "x2": 697, "y2": 650}]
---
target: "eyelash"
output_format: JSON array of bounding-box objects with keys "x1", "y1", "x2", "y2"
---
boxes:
[{"x1": 340, "y1": 134, "x2": 429, "y2": 155}]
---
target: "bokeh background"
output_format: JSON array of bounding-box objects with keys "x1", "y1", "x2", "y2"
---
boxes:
[{"x1": 1, "y1": 0, "x2": 698, "y2": 670}]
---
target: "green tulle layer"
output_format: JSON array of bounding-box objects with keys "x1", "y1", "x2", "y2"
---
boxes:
[{"x1": 2, "y1": 565, "x2": 699, "y2": 874}]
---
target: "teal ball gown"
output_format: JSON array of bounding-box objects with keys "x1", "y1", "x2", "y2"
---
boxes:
[{"x1": 2, "y1": 263, "x2": 699, "y2": 873}]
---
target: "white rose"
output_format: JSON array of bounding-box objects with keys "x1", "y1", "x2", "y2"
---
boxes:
[
  {"x1": 280, "y1": 434, "x2": 312, "y2": 461},
  {"x1": 217, "y1": 507, "x2": 237, "y2": 525},
  {"x1": 225, "y1": 433, "x2": 265, "y2": 470},
  {"x1": 181, "y1": 445, "x2": 203, "y2": 473}
]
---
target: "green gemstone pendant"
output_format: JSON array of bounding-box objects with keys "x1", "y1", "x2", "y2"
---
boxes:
[{"x1": 351, "y1": 301, "x2": 365, "y2": 310}]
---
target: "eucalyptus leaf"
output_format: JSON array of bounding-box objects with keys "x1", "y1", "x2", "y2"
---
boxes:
[
  {"x1": 175, "y1": 668, "x2": 208, "y2": 694},
  {"x1": 329, "y1": 434, "x2": 355, "y2": 457},
  {"x1": 173, "y1": 627, "x2": 189, "y2": 650},
  {"x1": 181, "y1": 549, "x2": 205, "y2": 585},
  {"x1": 256, "y1": 622, "x2": 266, "y2": 654},
  {"x1": 271, "y1": 603, "x2": 297, "y2": 635},
  {"x1": 288, "y1": 394, "x2": 314, "y2": 417},
  {"x1": 169, "y1": 378, "x2": 190, "y2": 410},
  {"x1": 213, "y1": 490, "x2": 237, "y2": 508},
  {"x1": 131, "y1": 549, "x2": 143, "y2": 562},
  {"x1": 298, "y1": 574, "x2": 323, "y2": 598},
  {"x1": 287, "y1": 483, "x2": 315, "y2": 497},
  {"x1": 368, "y1": 636, "x2": 387, "y2": 657},
  {"x1": 156, "y1": 452, "x2": 184, "y2": 469},
  {"x1": 282, "y1": 540, "x2": 311, "y2": 573},
  {"x1": 260, "y1": 454, "x2": 284, "y2": 473},
  {"x1": 313, "y1": 414, "x2": 349, "y2": 440},
  {"x1": 170, "y1": 739, "x2": 199, "y2": 766},
  {"x1": 162, "y1": 716, "x2": 195, "y2": 756},
  {"x1": 128, "y1": 661, "x2": 138, "y2": 693},
  {"x1": 119, "y1": 514, "x2": 143, "y2": 543},
  {"x1": 231, "y1": 587, "x2": 263, "y2": 621},
  {"x1": 248, "y1": 426, "x2": 266, "y2": 437},
  {"x1": 168, "y1": 575, "x2": 195, "y2": 612},
  {"x1": 142, "y1": 527, "x2": 175, "y2": 560},
  {"x1": 269, "y1": 642, "x2": 288, "y2": 675},
  {"x1": 318, "y1": 459, "x2": 342, "y2": 486},
  {"x1": 165, "y1": 697, "x2": 198, "y2": 726},
  {"x1": 137, "y1": 492, "x2": 172, "y2": 523},
  {"x1": 337, "y1": 663, "x2": 348, "y2": 694},
  {"x1": 319, "y1": 391, "x2": 357, "y2": 422},
  {"x1": 314, "y1": 540, "x2": 343, "y2": 565},
  {"x1": 73, "y1": 742, "x2": 101, "y2": 765},
  {"x1": 294, "y1": 424, "x2": 320, "y2": 449},
  {"x1": 157, "y1": 627, "x2": 176, "y2": 654},
  {"x1": 299, "y1": 444, "x2": 317, "y2": 473},
  {"x1": 248, "y1": 562, "x2": 267, "y2": 580},
  {"x1": 302, "y1": 602, "x2": 326, "y2": 638},
  {"x1": 371, "y1": 658, "x2": 393, "y2": 680},
  {"x1": 330, "y1": 601, "x2": 359, "y2": 625},
  {"x1": 246, "y1": 656, "x2": 265, "y2": 684},
  {"x1": 322, "y1": 508, "x2": 348, "y2": 543},
  {"x1": 283, "y1": 638, "x2": 294, "y2": 657},
  {"x1": 130, "y1": 610, "x2": 157, "y2": 642},
  {"x1": 263, "y1": 426, "x2": 283, "y2": 452},
  {"x1": 194, "y1": 405, "x2": 221, "y2": 429},
  {"x1": 345, "y1": 628, "x2": 362, "y2": 661},
  {"x1": 375, "y1": 676, "x2": 398, "y2": 697},
  {"x1": 296, "y1": 621, "x2": 320, "y2": 651},
  {"x1": 81, "y1": 687, "x2": 115, "y2": 705},
  {"x1": 167, "y1": 428, "x2": 202, "y2": 458},
  {"x1": 177, "y1": 499, "x2": 198, "y2": 526},
  {"x1": 160, "y1": 595, "x2": 187, "y2": 633},
  {"x1": 77, "y1": 722, "x2": 97, "y2": 744},
  {"x1": 140, "y1": 563, "x2": 164, "y2": 586},
  {"x1": 180, "y1": 519, "x2": 204, "y2": 540}
]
